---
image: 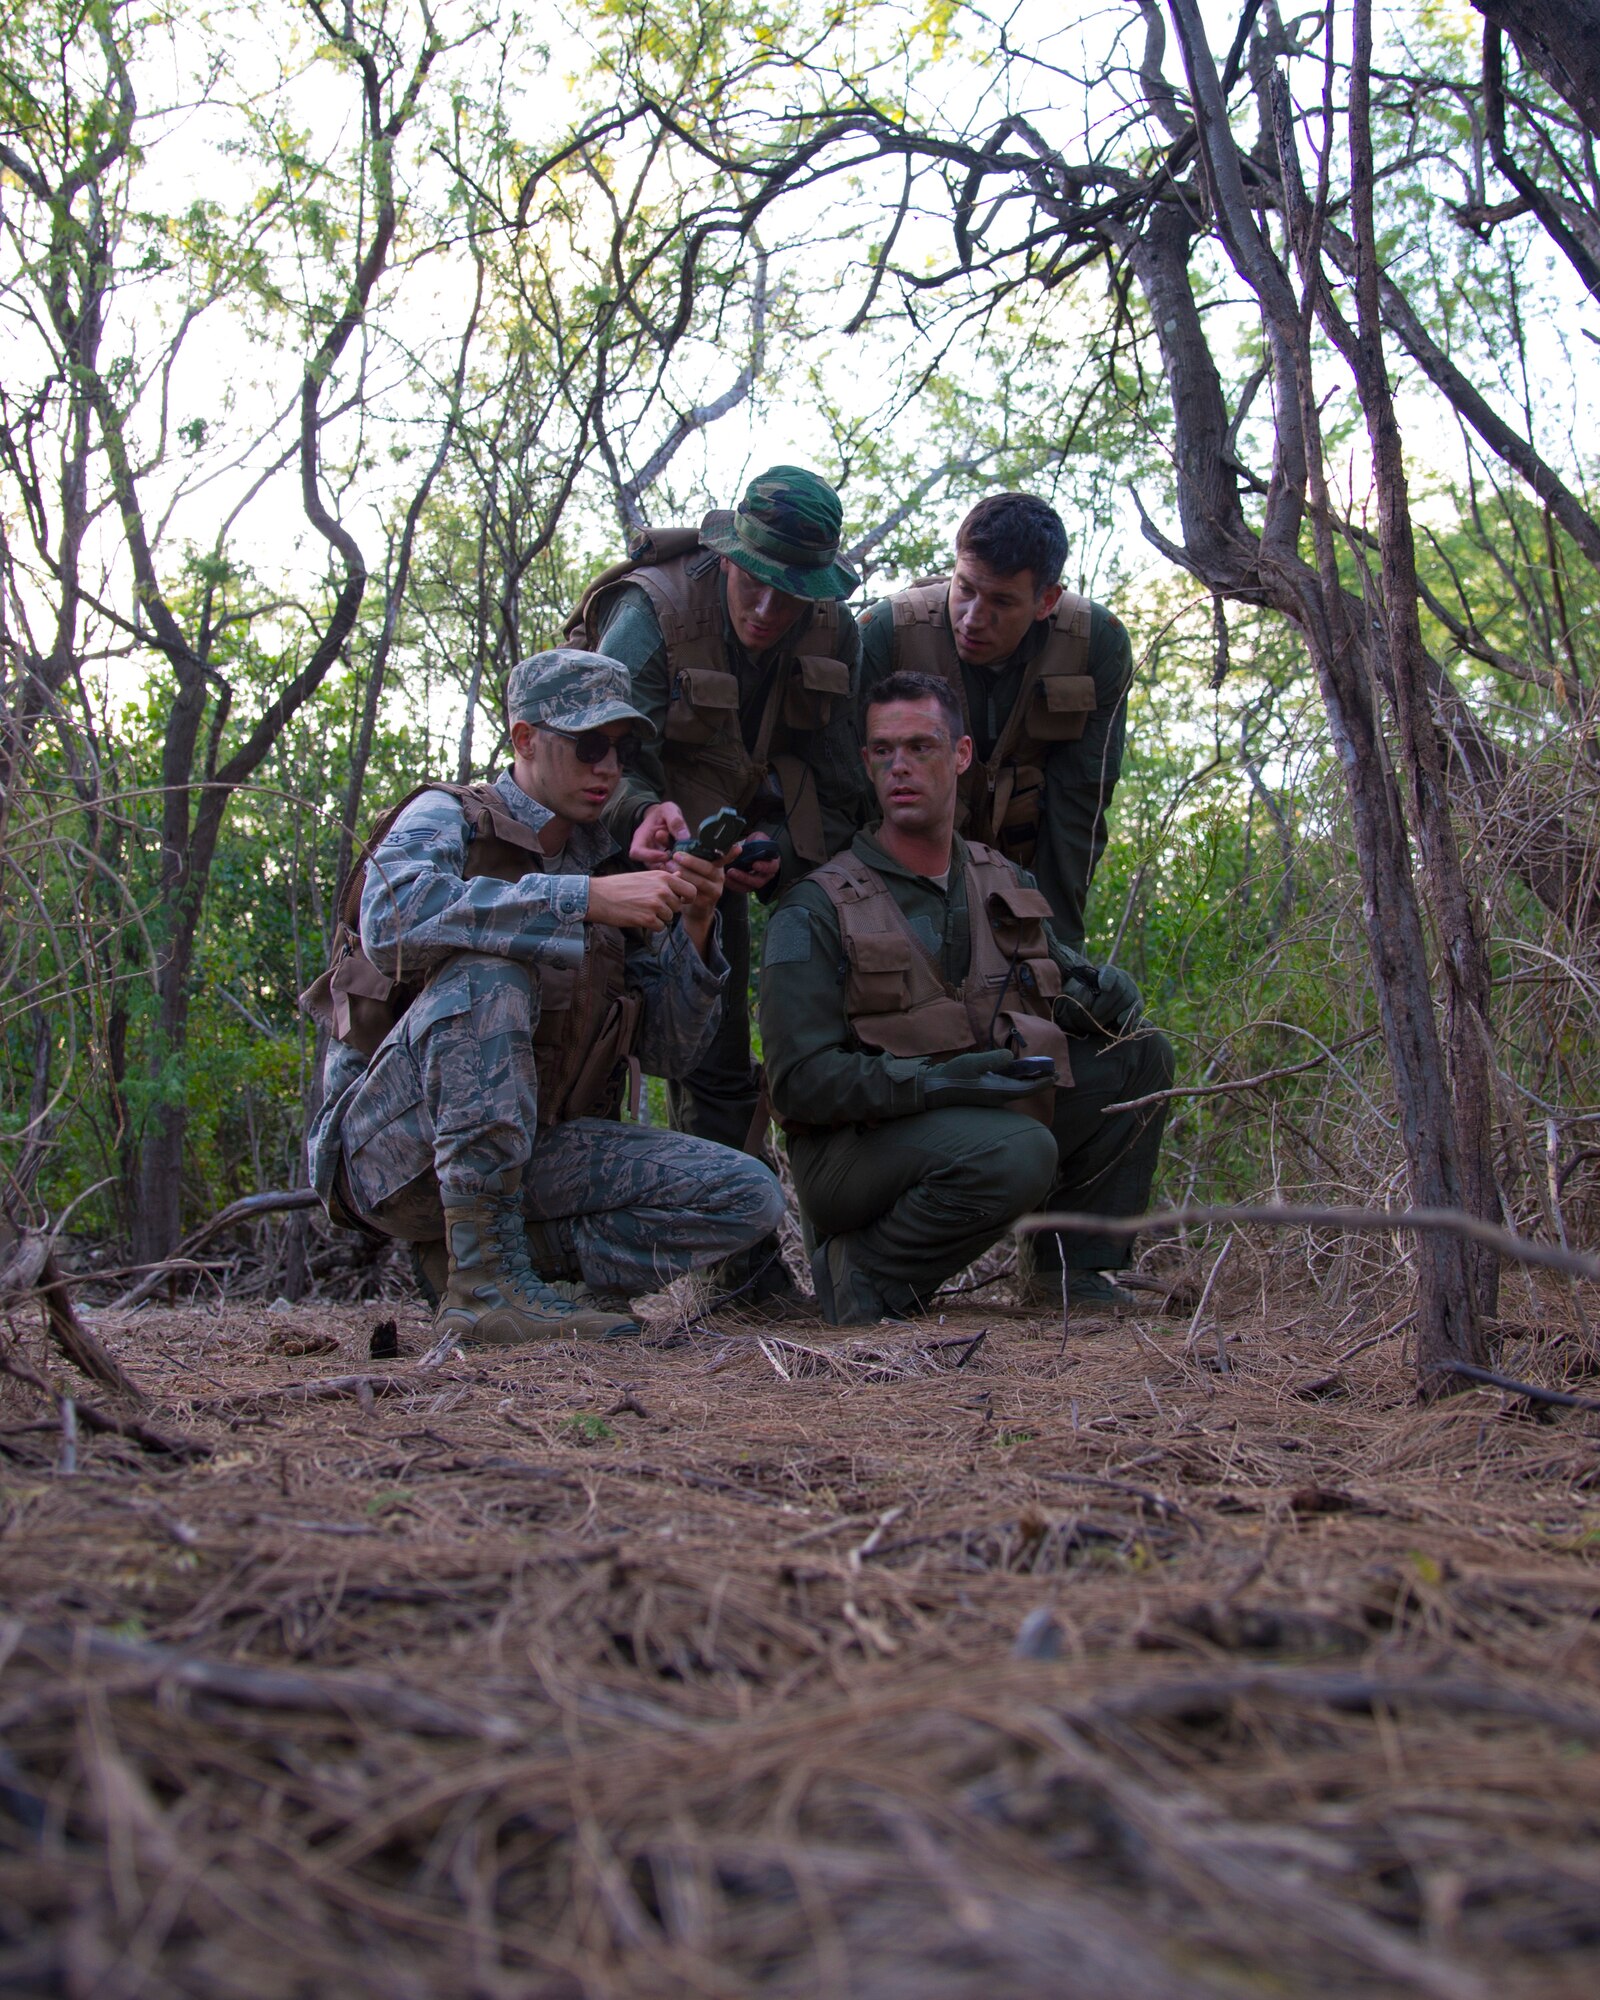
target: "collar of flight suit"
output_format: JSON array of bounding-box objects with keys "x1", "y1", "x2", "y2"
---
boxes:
[{"x1": 491, "y1": 766, "x2": 622, "y2": 876}]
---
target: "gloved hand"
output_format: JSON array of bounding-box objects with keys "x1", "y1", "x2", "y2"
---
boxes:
[
  {"x1": 921, "y1": 1049, "x2": 1047, "y2": 1110},
  {"x1": 1057, "y1": 961, "x2": 1144, "y2": 1036}
]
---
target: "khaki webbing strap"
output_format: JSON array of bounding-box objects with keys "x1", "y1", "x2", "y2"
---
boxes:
[
  {"x1": 970, "y1": 602, "x2": 1095, "y2": 832},
  {"x1": 748, "y1": 658, "x2": 789, "y2": 773},
  {"x1": 1050, "y1": 590, "x2": 1093, "y2": 675}
]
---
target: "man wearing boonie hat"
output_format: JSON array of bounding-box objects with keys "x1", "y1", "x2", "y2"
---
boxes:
[
  {"x1": 567, "y1": 465, "x2": 867, "y2": 1319},
  {"x1": 304, "y1": 647, "x2": 786, "y2": 1348}
]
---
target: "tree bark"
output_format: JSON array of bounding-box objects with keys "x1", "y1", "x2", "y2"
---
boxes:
[
  {"x1": 1474, "y1": 0, "x2": 1600, "y2": 143},
  {"x1": 1160, "y1": 0, "x2": 1489, "y2": 1390}
]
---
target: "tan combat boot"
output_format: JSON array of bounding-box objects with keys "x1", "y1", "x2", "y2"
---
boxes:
[{"x1": 434, "y1": 1177, "x2": 638, "y2": 1344}]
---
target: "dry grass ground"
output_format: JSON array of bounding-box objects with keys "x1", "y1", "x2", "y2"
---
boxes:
[{"x1": 2, "y1": 1270, "x2": 1599, "y2": 1998}]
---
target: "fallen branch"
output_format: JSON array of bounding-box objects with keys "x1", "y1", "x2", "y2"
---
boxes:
[
  {"x1": 1443, "y1": 1360, "x2": 1600, "y2": 1415},
  {"x1": 110, "y1": 1187, "x2": 323, "y2": 1310},
  {"x1": 0, "y1": 1229, "x2": 145, "y2": 1400},
  {"x1": 1017, "y1": 1200, "x2": 1600, "y2": 1282},
  {"x1": 0, "y1": 1352, "x2": 207, "y2": 1458},
  {"x1": 3, "y1": 1620, "x2": 518, "y2": 1742}
]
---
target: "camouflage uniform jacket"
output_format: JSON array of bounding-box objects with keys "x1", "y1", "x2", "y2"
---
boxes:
[
  {"x1": 581, "y1": 567, "x2": 868, "y2": 891},
  {"x1": 306, "y1": 769, "x2": 729, "y2": 1203},
  {"x1": 858, "y1": 591, "x2": 1132, "y2": 949}
]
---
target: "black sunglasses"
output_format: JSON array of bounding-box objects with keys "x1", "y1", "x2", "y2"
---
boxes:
[{"x1": 540, "y1": 725, "x2": 640, "y2": 767}]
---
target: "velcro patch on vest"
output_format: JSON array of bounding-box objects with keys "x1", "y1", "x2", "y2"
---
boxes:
[{"x1": 763, "y1": 906, "x2": 814, "y2": 967}]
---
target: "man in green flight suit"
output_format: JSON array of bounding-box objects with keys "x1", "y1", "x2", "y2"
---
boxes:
[
  {"x1": 759, "y1": 669, "x2": 1171, "y2": 1323},
  {"x1": 568, "y1": 466, "x2": 866, "y2": 1315},
  {"x1": 857, "y1": 490, "x2": 1130, "y2": 949}
]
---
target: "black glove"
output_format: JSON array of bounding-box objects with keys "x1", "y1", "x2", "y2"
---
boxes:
[
  {"x1": 921, "y1": 1049, "x2": 1049, "y2": 1111},
  {"x1": 1058, "y1": 961, "x2": 1143, "y2": 1036}
]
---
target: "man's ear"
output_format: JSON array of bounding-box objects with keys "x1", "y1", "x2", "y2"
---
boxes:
[
  {"x1": 954, "y1": 733, "x2": 975, "y2": 775},
  {"x1": 509, "y1": 717, "x2": 538, "y2": 758},
  {"x1": 1034, "y1": 581, "x2": 1064, "y2": 622}
]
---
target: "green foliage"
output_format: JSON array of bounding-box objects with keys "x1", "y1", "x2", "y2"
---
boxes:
[{"x1": 6, "y1": 0, "x2": 1600, "y2": 1265}]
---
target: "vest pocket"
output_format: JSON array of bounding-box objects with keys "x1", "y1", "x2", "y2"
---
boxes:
[
  {"x1": 1026, "y1": 671, "x2": 1097, "y2": 742},
  {"x1": 543, "y1": 990, "x2": 642, "y2": 1124},
  {"x1": 530, "y1": 961, "x2": 578, "y2": 1028},
  {"x1": 984, "y1": 876, "x2": 1053, "y2": 953},
  {"x1": 993, "y1": 1008, "x2": 1073, "y2": 1092},
  {"x1": 984, "y1": 878, "x2": 1054, "y2": 925},
  {"x1": 327, "y1": 943, "x2": 403, "y2": 1059},
  {"x1": 665, "y1": 666, "x2": 740, "y2": 744},
  {"x1": 783, "y1": 653, "x2": 851, "y2": 728},
  {"x1": 843, "y1": 928, "x2": 914, "y2": 1013}
]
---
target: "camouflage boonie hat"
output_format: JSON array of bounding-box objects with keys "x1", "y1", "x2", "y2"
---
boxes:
[
  {"x1": 504, "y1": 648, "x2": 655, "y2": 738},
  {"x1": 701, "y1": 465, "x2": 859, "y2": 601}
]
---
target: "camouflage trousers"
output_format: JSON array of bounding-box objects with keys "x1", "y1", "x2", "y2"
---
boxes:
[{"x1": 334, "y1": 953, "x2": 785, "y2": 1294}]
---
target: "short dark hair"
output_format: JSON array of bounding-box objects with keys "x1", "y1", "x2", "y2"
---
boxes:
[
  {"x1": 863, "y1": 670, "x2": 964, "y2": 740},
  {"x1": 954, "y1": 492, "x2": 1067, "y2": 592}
]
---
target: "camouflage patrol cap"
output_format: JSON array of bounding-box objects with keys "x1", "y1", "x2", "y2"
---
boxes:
[
  {"x1": 701, "y1": 465, "x2": 859, "y2": 601},
  {"x1": 504, "y1": 647, "x2": 655, "y2": 738}
]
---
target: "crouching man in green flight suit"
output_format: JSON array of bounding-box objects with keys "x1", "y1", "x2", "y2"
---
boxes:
[
  {"x1": 305, "y1": 648, "x2": 787, "y2": 1347},
  {"x1": 758, "y1": 670, "x2": 1172, "y2": 1325}
]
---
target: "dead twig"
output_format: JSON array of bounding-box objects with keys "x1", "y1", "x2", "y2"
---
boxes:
[
  {"x1": 2, "y1": 1620, "x2": 518, "y2": 1742},
  {"x1": 0, "y1": 1352, "x2": 208, "y2": 1459},
  {"x1": 1444, "y1": 1360, "x2": 1600, "y2": 1415},
  {"x1": 1183, "y1": 1236, "x2": 1233, "y2": 1355},
  {"x1": 1100, "y1": 1028, "x2": 1382, "y2": 1116},
  {"x1": 1019, "y1": 1200, "x2": 1600, "y2": 1283},
  {"x1": 56, "y1": 1395, "x2": 76, "y2": 1475},
  {"x1": 109, "y1": 1188, "x2": 323, "y2": 1311}
]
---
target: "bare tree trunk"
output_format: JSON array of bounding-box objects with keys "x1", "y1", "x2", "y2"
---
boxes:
[
  {"x1": 1345, "y1": 0, "x2": 1500, "y2": 1320},
  {"x1": 1161, "y1": 0, "x2": 1489, "y2": 1391}
]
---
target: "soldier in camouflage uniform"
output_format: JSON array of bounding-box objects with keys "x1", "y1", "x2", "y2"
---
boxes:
[
  {"x1": 305, "y1": 649, "x2": 787, "y2": 1345},
  {"x1": 568, "y1": 465, "x2": 866, "y2": 1314},
  {"x1": 758, "y1": 670, "x2": 1172, "y2": 1324},
  {"x1": 858, "y1": 492, "x2": 1132, "y2": 950}
]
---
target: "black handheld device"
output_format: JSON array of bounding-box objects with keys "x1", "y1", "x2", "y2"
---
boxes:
[
  {"x1": 1002, "y1": 1055, "x2": 1056, "y2": 1084},
  {"x1": 732, "y1": 833, "x2": 781, "y2": 871},
  {"x1": 676, "y1": 806, "x2": 746, "y2": 863}
]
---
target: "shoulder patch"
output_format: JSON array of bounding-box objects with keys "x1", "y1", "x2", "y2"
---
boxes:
[{"x1": 763, "y1": 905, "x2": 814, "y2": 967}]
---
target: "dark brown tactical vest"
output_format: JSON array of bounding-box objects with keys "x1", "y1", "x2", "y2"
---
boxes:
[
  {"x1": 567, "y1": 525, "x2": 853, "y2": 866},
  {"x1": 300, "y1": 783, "x2": 640, "y2": 1126},
  {"x1": 807, "y1": 842, "x2": 1073, "y2": 1124},
  {"x1": 886, "y1": 579, "x2": 1095, "y2": 868}
]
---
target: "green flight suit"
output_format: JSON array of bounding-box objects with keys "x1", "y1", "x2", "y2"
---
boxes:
[
  {"x1": 858, "y1": 590, "x2": 1132, "y2": 949},
  {"x1": 758, "y1": 830, "x2": 1172, "y2": 1311}
]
